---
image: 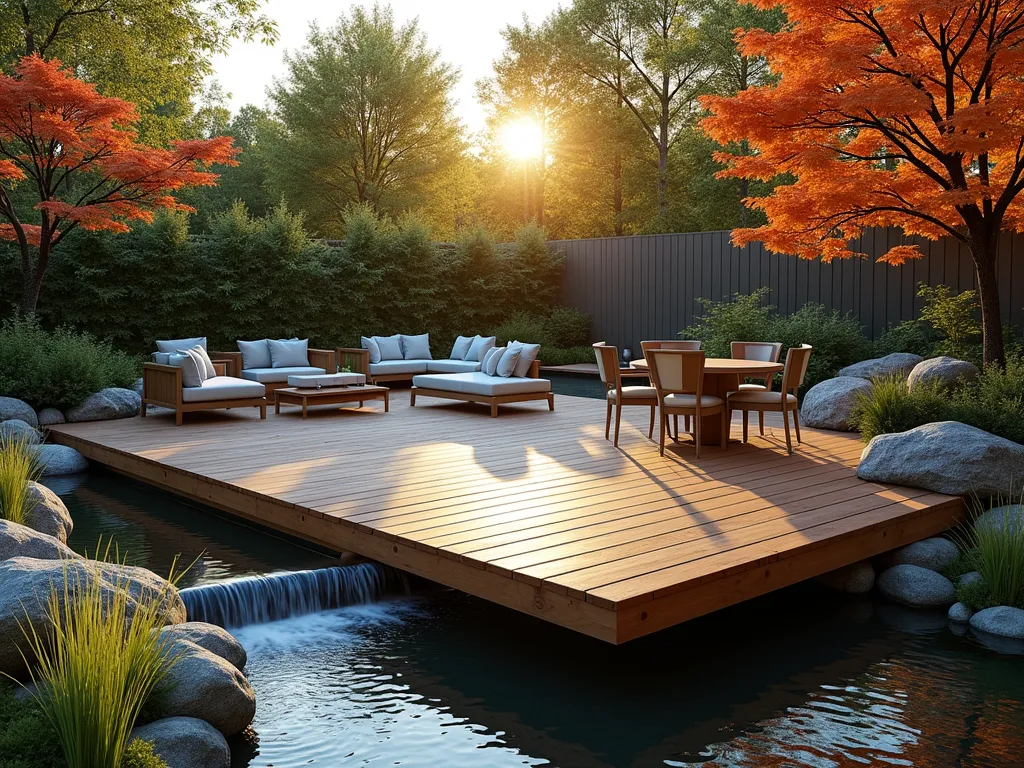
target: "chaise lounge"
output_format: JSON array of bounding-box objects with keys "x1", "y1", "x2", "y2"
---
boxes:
[{"x1": 337, "y1": 333, "x2": 495, "y2": 384}]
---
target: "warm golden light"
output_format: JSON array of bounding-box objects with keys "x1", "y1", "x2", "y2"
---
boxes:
[{"x1": 499, "y1": 117, "x2": 543, "y2": 161}]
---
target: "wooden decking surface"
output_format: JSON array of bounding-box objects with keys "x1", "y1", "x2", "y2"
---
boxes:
[{"x1": 48, "y1": 393, "x2": 964, "y2": 643}]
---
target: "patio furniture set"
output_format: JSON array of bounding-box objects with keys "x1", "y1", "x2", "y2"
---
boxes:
[
  {"x1": 594, "y1": 340, "x2": 812, "y2": 456},
  {"x1": 142, "y1": 334, "x2": 553, "y2": 425}
]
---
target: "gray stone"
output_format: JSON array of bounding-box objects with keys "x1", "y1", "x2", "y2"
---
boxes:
[
  {"x1": 66, "y1": 387, "x2": 141, "y2": 422},
  {"x1": 159, "y1": 622, "x2": 246, "y2": 671},
  {"x1": 948, "y1": 602, "x2": 973, "y2": 623},
  {"x1": 959, "y1": 571, "x2": 983, "y2": 587},
  {"x1": 23, "y1": 481, "x2": 73, "y2": 542},
  {"x1": 907, "y1": 356, "x2": 979, "y2": 392},
  {"x1": 838, "y1": 353, "x2": 923, "y2": 381},
  {"x1": 969, "y1": 606, "x2": 1024, "y2": 640},
  {"x1": 799, "y1": 377, "x2": 873, "y2": 431},
  {"x1": 0, "y1": 556, "x2": 186, "y2": 679},
  {"x1": 889, "y1": 537, "x2": 959, "y2": 572},
  {"x1": 975, "y1": 504, "x2": 1024, "y2": 536},
  {"x1": 0, "y1": 397, "x2": 38, "y2": 428},
  {"x1": 877, "y1": 564, "x2": 957, "y2": 607},
  {"x1": 37, "y1": 408, "x2": 65, "y2": 427},
  {"x1": 817, "y1": 560, "x2": 875, "y2": 594},
  {"x1": 858, "y1": 421, "x2": 1024, "y2": 497},
  {"x1": 0, "y1": 519, "x2": 81, "y2": 562},
  {"x1": 33, "y1": 444, "x2": 88, "y2": 476},
  {"x1": 0, "y1": 419, "x2": 40, "y2": 445},
  {"x1": 131, "y1": 717, "x2": 230, "y2": 768},
  {"x1": 155, "y1": 640, "x2": 256, "y2": 736}
]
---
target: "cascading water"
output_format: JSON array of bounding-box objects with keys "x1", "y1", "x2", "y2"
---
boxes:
[{"x1": 180, "y1": 562, "x2": 407, "y2": 628}]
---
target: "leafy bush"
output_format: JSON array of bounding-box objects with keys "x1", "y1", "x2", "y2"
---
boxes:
[
  {"x1": 0, "y1": 318, "x2": 139, "y2": 412},
  {"x1": 537, "y1": 346, "x2": 596, "y2": 366},
  {"x1": 872, "y1": 319, "x2": 937, "y2": 357},
  {"x1": 122, "y1": 739, "x2": 168, "y2": 768},
  {"x1": 0, "y1": 434, "x2": 42, "y2": 525},
  {"x1": 492, "y1": 308, "x2": 591, "y2": 349},
  {"x1": 493, "y1": 313, "x2": 549, "y2": 347},
  {"x1": 680, "y1": 288, "x2": 774, "y2": 359},
  {"x1": 917, "y1": 284, "x2": 982, "y2": 361}
]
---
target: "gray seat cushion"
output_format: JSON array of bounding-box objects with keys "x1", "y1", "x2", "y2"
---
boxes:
[
  {"x1": 425, "y1": 359, "x2": 482, "y2": 374},
  {"x1": 413, "y1": 372, "x2": 551, "y2": 397},
  {"x1": 181, "y1": 377, "x2": 265, "y2": 403},
  {"x1": 268, "y1": 338, "x2": 309, "y2": 368},
  {"x1": 369, "y1": 360, "x2": 429, "y2": 376},
  {"x1": 239, "y1": 366, "x2": 326, "y2": 383},
  {"x1": 401, "y1": 333, "x2": 432, "y2": 360}
]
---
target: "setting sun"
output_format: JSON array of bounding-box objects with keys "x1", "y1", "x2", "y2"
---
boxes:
[{"x1": 498, "y1": 116, "x2": 543, "y2": 161}]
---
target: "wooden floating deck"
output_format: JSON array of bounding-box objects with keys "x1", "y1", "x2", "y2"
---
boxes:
[{"x1": 48, "y1": 393, "x2": 964, "y2": 644}]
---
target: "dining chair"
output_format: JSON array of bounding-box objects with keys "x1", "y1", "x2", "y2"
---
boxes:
[
  {"x1": 730, "y1": 341, "x2": 783, "y2": 436},
  {"x1": 593, "y1": 343, "x2": 658, "y2": 447},
  {"x1": 640, "y1": 340, "x2": 702, "y2": 436},
  {"x1": 646, "y1": 349, "x2": 727, "y2": 458},
  {"x1": 727, "y1": 344, "x2": 812, "y2": 455}
]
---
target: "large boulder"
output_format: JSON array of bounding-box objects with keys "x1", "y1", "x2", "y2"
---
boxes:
[
  {"x1": 858, "y1": 421, "x2": 1024, "y2": 497},
  {"x1": 886, "y1": 537, "x2": 959, "y2": 572},
  {"x1": 131, "y1": 717, "x2": 230, "y2": 768},
  {"x1": 0, "y1": 556, "x2": 186, "y2": 679},
  {"x1": 969, "y1": 606, "x2": 1024, "y2": 640},
  {"x1": 65, "y1": 387, "x2": 141, "y2": 423},
  {"x1": 800, "y1": 377, "x2": 872, "y2": 431},
  {"x1": 23, "y1": 481, "x2": 73, "y2": 542},
  {"x1": 159, "y1": 622, "x2": 247, "y2": 671},
  {"x1": 155, "y1": 640, "x2": 256, "y2": 736},
  {"x1": 37, "y1": 408, "x2": 65, "y2": 427},
  {"x1": 975, "y1": 504, "x2": 1024, "y2": 536},
  {"x1": 0, "y1": 519, "x2": 81, "y2": 562},
  {"x1": 33, "y1": 444, "x2": 88, "y2": 476},
  {"x1": 817, "y1": 560, "x2": 875, "y2": 594},
  {"x1": 0, "y1": 419, "x2": 40, "y2": 445},
  {"x1": 907, "y1": 356, "x2": 979, "y2": 392},
  {"x1": 877, "y1": 564, "x2": 957, "y2": 607},
  {"x1": 838, "y1": 353, "x2": 923, "y2": 381},
  {"x1": 948, "y1": 602, "x2": 973, "y2": 623},
  {"x1": 0, "y1": 397, "x2": 38, "y2": 428}
]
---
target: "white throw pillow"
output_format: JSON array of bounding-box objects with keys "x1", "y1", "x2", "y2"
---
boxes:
[
  {"x1": 496, "y1": 347, "x2": 522, "y2": 378},
  {"x1": 482, "y1": 347, "x2": 505, "y2": 376},
  {"x1": 401, "y1": 333, "x2": 432, "y2": 360},
  {"x1": 466, "y1": 335, "x2": 496, "y2": 362},
  {"x1": 189, "y1": 344, "x2": 217, "y2": 379},
  {"x1": 450, "y1": 335, "x2": 474, "y2": 360},
  {"x1": 238, "y1": 339, "x2": 272, "y2": 370},
  {"x1": 177, "y1": 348, "x2": 207, "y2": 387},
  {"x1": 156, "y1": 336, "x2": 206, "y2": 354},
  {"x1": 509, "y1": 340, "x2": 541, "y2": 378},
  {"x1": 374, "y1": 334, "x2": 403, "y2": 361},
  {"x1": 269, "y1": 338, "x2": 310, "y2": 368},
  {"x1": 361, "y1": 336, "x2": 382, "y2": 364}
]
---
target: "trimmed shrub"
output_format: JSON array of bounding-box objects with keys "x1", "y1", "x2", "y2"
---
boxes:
[
  {"x1": 544, "y1": 307, "x2": 590, "y2": 348},
  {"x1": 493, "y1": 313, "x2": 550, "y2": 347}
]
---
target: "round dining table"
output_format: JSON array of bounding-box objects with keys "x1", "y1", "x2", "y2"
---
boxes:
[{"x1": 629, "y1": 357, "x2": 784, "y2": 444}]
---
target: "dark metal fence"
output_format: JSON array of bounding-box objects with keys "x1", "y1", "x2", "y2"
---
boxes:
[{"x1": 553, "y1": 228, "x2": 1024, "y2": 353}]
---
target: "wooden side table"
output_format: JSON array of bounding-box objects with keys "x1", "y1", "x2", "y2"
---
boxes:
[{"x1": 274, "y1": 385, "x2": 389, "y2": 419}]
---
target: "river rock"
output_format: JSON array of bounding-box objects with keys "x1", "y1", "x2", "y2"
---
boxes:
[
  {"x1": 817, "y1": 560, "x2": 875, "y2": 593},
  {"x1": 66, "y1": 387, "x2": 141, "y2": 422},
  {"x1": 799, "y1": 377, "x2": 873, "y2": 431},
  {"x1": 969, "y1": 606, "x2": 1024, "y2": 640},
  {"x1": 838, "y1": 353, "x2": 923, "y2": 381},
  {"x1": 23, "y1": 481, "x2": 73, "y2": 542},
  {"x1": 133, "y1": 377, "x2": 145, "y2": 395},
  {"x1": 948, "y1": 602, "x2": 973, "y2": 623},
  {"x1": 131, "y1": 717, "x2": 230, "y2": 768},
  {"x1": 907, "y1": 356, "x2": 979, "y2": 392},
  {"x1": 858, "y1": 421, "x2": 1024, "y2": 497},
  {"x1": 0, "y1": 519, "x2": 81, "y2": 562},
  {"x1": 0, "y1": 419, "x2": 40, "y2": 445},
  {"x1": 877, "y1": 564, "x2": 957, "y2": 607},
  {"x1": 959, "y1": 571, "x2": 983, "y2": 587},
  {"x1": 888, "y1": 537, "x2": 959, "y2": 572},
  {"x1": 975, "y1": 504, "x2": 1024, "y2": 536},
  {"x1": 0, "y1": 397, "x2": 38, "y2": 428},
  {"x1": 37, "y1": 408, "x2": 65, "y2": 427},
  {"x1": 0, "y1": 556, "x2": 186, "y2": 679},
  {"x1": 159, "y1": 622, "x2": 247, "y2": 671},
  {"x1": 33, "y1": 444, "x2": 88, "y2": 476},
  {"x1": 155, "y1": 640, "x2": 256, "y2": 736}
]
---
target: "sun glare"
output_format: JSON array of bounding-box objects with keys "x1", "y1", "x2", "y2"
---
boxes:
[{"x1": 499, "y1": 117, "x2": 544, "y2": 161}]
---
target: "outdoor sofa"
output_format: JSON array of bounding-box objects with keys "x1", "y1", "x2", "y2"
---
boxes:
[{"x1": 337, "y1": 334, "x2": 497, "y2": 384}]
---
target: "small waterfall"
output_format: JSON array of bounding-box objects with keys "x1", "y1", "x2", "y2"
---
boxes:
[{"x1": 180, "y1": 562, "x2": 406, "y2": 628}]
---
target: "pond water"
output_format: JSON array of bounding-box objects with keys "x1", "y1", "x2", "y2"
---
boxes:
[{"x1": 50, "y1": 470, "x2": 1024, "y2": 768}]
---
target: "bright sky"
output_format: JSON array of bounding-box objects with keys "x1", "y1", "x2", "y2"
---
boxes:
[{"x1": 210, "y1": 0, "x2": 559, "y2": 140}]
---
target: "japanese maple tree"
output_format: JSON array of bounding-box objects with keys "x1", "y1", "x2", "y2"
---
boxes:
[
  {"x1": 702, "y1": 0, "x2": 1024, "y2": 365},
  {"x1": 0, "y1": 55, "x2": 237, "y2": 313}
]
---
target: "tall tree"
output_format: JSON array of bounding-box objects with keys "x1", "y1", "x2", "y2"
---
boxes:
[
  {"x1": 703, "y1": 0, "x2": 1024, "y2": 366},
  {"x1": 0, "y1": 55, "x2": 237, "y2": 313},
  {"x1": 268, "y1": 5, "x2": 465, "y2": 236}
]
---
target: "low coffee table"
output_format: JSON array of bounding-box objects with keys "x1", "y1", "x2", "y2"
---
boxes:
[{"x1": 274, "y1": 385, "x2": 389, "y2": 419}]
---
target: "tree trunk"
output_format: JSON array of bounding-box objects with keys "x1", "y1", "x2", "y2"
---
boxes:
[
  {"x1": 613, "y1": 150, "x2": 623, "y2": 236},
  {"x1": 21, "y1": 265, "x2": 41, "y2": 315},
  {"x1": 971, "y1": 242, "x2": 1005, "y2": 367},
  {"x1": 657, "y1": 103, "x2": 669, "y2": 221}
]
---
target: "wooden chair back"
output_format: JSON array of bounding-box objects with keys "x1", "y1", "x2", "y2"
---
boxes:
[
  {"x1": 646, "y1": 350, "x2": 706, "y2": 401},
  {"x1": 731, "y1": 341, "x2": 782, "y2": 363},
  {"x1": 641, "y1": 339, "x2": 701, "y2": 355},
  {"x1": 593, "y1": 343, "x2": 622, "y2": 394},
  {"x1": 781, "y1": 344, "x2": 813, "y2": 393}
]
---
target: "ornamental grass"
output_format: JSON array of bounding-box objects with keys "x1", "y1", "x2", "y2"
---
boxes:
[{"x1": 0, "y1": 434, "x2": 41, "y2": 526}]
